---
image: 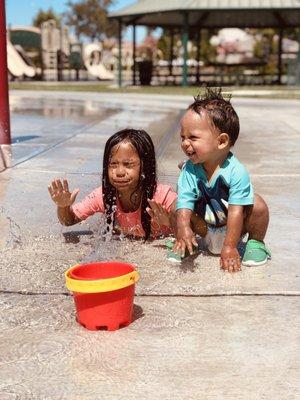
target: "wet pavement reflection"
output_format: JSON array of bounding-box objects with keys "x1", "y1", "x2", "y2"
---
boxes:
[{"x1": 8, "y1": 97, "x2": 120, "y2": 167}]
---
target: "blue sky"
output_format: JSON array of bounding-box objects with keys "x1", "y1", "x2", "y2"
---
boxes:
[
  {"x1": 6, "y1": 0, "x2": 147, "y2": 42},
  {"x1": 6, "y1": 0, "x2": 136, "y2": 26}
]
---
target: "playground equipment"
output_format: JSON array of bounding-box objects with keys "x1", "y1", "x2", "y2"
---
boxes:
[
  {"x1": 41, "y1": 20, "x2": 115, "y2": 80},
  {"x1": 7, "y1": 39, "x2": 36, "y2": 78},
  {"x1": 41, "y1": 20, "x2": 69, "y2": 70},
  {"x1": 7, "y1": 20, "x2": 116, "y2": 81},
  {"x1": 8, "y1": 26, "x2": 40, "y2": 79},
  {"x1": 82, "y1": 42, "x2": 114, "y2": 80}
]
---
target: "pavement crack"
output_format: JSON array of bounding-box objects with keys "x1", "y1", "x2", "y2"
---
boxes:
[{"x1": 0, "y1": 291, "x2": 299, "y2": 297}]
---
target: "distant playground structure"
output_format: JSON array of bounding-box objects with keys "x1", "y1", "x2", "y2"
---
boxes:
[
  {"x1": 6, "y1": 19, "x2": 300, "y2": 86},
  {"x1": 7, "y1": 20, "x2": 116, "y2": 81},
  {"x1": 7, "y1": 25, "x2": 39, "y2": 79}
]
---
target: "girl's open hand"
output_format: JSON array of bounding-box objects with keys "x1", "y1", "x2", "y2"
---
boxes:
[
  {"x1": 48, "y1": 179, "x2": 79, "y2": 208},
  {"x1": 220, "y1": 245, "x2": 241, "y2": 273},
  {"x1": 146, "y1": 199, "x2": 170, "y2": 227}
]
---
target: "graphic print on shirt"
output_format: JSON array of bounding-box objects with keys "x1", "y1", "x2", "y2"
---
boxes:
[{"x1": 194, "y1": 176, "x2": 229, "y2": 227}]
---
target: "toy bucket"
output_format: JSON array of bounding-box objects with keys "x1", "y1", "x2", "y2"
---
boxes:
[{"x1": 65, "y1": 261, "x2": 139, "y2": 331}]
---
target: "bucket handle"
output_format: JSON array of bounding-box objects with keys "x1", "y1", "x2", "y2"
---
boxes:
[{"x1": 65, "y1": 265, "x2": 139, "y2": 294}]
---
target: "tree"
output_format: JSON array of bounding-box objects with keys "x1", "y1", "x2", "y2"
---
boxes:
[
  {"x1": 32, "y1": 8, "x2": 61, "y2": 28},
  {"x1": 65, "y1": 0, "x2": 118, "y2": 41}
]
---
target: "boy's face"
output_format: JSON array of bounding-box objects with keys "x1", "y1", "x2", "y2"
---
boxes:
[{"x1": 180, "y1": 109, "x2": 222, "y2": 164}]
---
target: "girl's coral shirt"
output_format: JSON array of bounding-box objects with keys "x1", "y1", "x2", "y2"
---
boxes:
[{"x1": 72, "y1": 183, "x2": 177, "y2": 238}]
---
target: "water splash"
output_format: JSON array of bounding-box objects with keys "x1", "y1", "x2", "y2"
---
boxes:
[
  {"x1": 5, "y1": 215, "x2": 22, "y2": 248},
  {"x1": 81, "y1": 208, "x2": 119, "y2": 263}
]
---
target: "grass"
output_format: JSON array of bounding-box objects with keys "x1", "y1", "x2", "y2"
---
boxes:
[{"x1": 9, "y1": 81, "x2": 300, "y2": 99}]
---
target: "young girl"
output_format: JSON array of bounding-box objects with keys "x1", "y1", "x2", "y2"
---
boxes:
[{"x1": 48, "y1": 129, "x2": 177, "y2": 240}]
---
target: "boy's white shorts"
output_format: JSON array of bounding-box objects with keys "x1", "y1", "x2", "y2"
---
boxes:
[
  {"x1": 203, "y1": 225, "x2": 246, "y2": 255},
  {"x1": 204, "y1": 225, "x2": 227, "y2": 255}
]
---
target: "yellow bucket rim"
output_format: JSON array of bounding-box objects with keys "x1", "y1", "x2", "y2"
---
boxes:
[{"x1": 65, "y1": 264, "x2": 140, "y2": 294}]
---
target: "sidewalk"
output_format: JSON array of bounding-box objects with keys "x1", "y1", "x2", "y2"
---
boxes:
[{"x1": 0, "y1": 91, "x2": 299, "y2": 399}]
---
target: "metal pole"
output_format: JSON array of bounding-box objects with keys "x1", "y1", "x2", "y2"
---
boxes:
[
  {"x1": 57, "y1": 26, "x2": 65, "y2": 82},
  {"x1": 169, "y1": 28, "x2": 174, "y2": 79},
  {"x1": 40, "y1": 49, "x2": 44, "y2": 81},
  {"x1": 296, "y1": 32, "x2": 300, "y2": 85},
  {"x1": 57, "y1": 50, "x2": 62, "y2": 81},
  {"x1": 132, "y1": 23, "x2": 136, "y2": 85},
  {"x1": 118, "y1": 19, "x2": 122, "y2": 88},
  {"x1": 182, "y1": 12, "x2": 189, "y2": 87},
  {"x1": 277, "y1": 28, "x2": 283, "y2": 84},
  {"x1": 196, "y1": 29, "x2": 201, "y2": 85},
  {"x1": 0, "y1": 0, "x2": 11, "y2": 146}
]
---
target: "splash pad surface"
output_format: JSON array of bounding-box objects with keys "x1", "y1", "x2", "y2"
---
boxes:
[{"x1": 0, "y1": 91, "x2": 299, "y2": 399}]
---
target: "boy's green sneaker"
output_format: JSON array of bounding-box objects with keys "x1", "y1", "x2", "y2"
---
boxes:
[
  {"x1": 167, "y1": 250, "x2": 183, "y2": 263},
  {"x1": 166, "y1": 238, "x2": 175, "y2": 250},
  {"x1": 242, "y1": 239, "x2": 271, "y2": 267},
  {"x1": 166, "y1": 238, "x2": 182, "y2": 263},
  {"x1": 166, "y1": 238, "x2": 198, "y2": 263}
]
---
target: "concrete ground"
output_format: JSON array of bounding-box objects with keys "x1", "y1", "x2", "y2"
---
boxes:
[{"x1": 0, "y1": 90, "x2": 299, "y2": 399}]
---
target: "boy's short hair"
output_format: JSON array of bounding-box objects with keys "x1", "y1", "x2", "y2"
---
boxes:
[{"x1": 188, "y1": 87, "x2": 240, "y2": 146}]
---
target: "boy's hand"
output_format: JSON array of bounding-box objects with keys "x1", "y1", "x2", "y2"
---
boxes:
[
  {"x1": 146, "y1": 199, "x2": 170, "y2": 227},
  {"x1": 48, "y1": 179, "x2": 79, "y2": 208},
  {"x1": 173, "y1": 225, "x2": 198, "y2": 256},
  {"x1": 220, "y1": 245, "x2": 241, "y2": 273}
]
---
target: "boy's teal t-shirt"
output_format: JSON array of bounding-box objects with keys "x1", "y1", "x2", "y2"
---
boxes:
[{"x1": 176, "y1": 152, "x2": 254, "y2": 227}]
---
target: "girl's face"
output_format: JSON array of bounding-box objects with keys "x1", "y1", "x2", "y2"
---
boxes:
[
  {"x1": 180, "y1": 109, "x2": 222, "y2": 164},
  {"x1": 108, "y1": 141, "x2": 141, "y2": 194}
]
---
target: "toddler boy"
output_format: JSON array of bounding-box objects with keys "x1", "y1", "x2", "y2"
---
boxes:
[{"x1": 170, "y1": 88, "x2": 271, "y2": 273}]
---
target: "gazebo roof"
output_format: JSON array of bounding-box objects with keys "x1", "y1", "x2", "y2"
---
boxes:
[{"x1": 109, "y1": 0, "x2": 300, "y2": 28}]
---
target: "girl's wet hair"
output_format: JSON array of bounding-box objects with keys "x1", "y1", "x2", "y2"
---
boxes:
[
  {"x1": 188, "y1": 87, "x2": 240, "y2": 146},
  {"x1": 102, "y1": 128, "x2": 157, "y2": 240}
]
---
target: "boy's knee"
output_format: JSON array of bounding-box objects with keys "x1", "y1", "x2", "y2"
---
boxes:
[{"x1": 253, "y1": 193, "x2": 269, "y2": 219}]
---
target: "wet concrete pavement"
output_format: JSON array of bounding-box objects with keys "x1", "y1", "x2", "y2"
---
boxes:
[{"x1": 0, "y1": 91, "x2": 299, "y2": 399}]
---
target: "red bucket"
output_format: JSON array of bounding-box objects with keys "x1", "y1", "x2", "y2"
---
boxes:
[{"x1": 65, "y1": 261, "x2": 139, "y2": 331}]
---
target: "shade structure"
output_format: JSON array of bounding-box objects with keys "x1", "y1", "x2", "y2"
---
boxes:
[
  {"x1": 109, "y1": 1, "x2": 300, "y2": 87},
  {"x1": 109, "y1": 0, "x2": 300, "y2": 29}
]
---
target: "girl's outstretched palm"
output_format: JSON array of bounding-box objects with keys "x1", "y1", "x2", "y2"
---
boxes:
[
  {"x1": 146, "y1": 199, "x2": 171, "y2": 227},
  {"x1": 48, "y1": 179, "x2": 79, "y2": 207}
]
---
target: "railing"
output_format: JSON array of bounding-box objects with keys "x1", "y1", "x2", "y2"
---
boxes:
[{"x1": 150, "y1": 61, "x2": 280, "y2": 86}]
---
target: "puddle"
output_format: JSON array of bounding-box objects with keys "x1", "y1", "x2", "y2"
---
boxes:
[
  {"x1": 5, "y1": 95, "x2": 121, "y2": 168},
  {"x1": 10, "y1": 96, "x2": 119, "y2": 123}
]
